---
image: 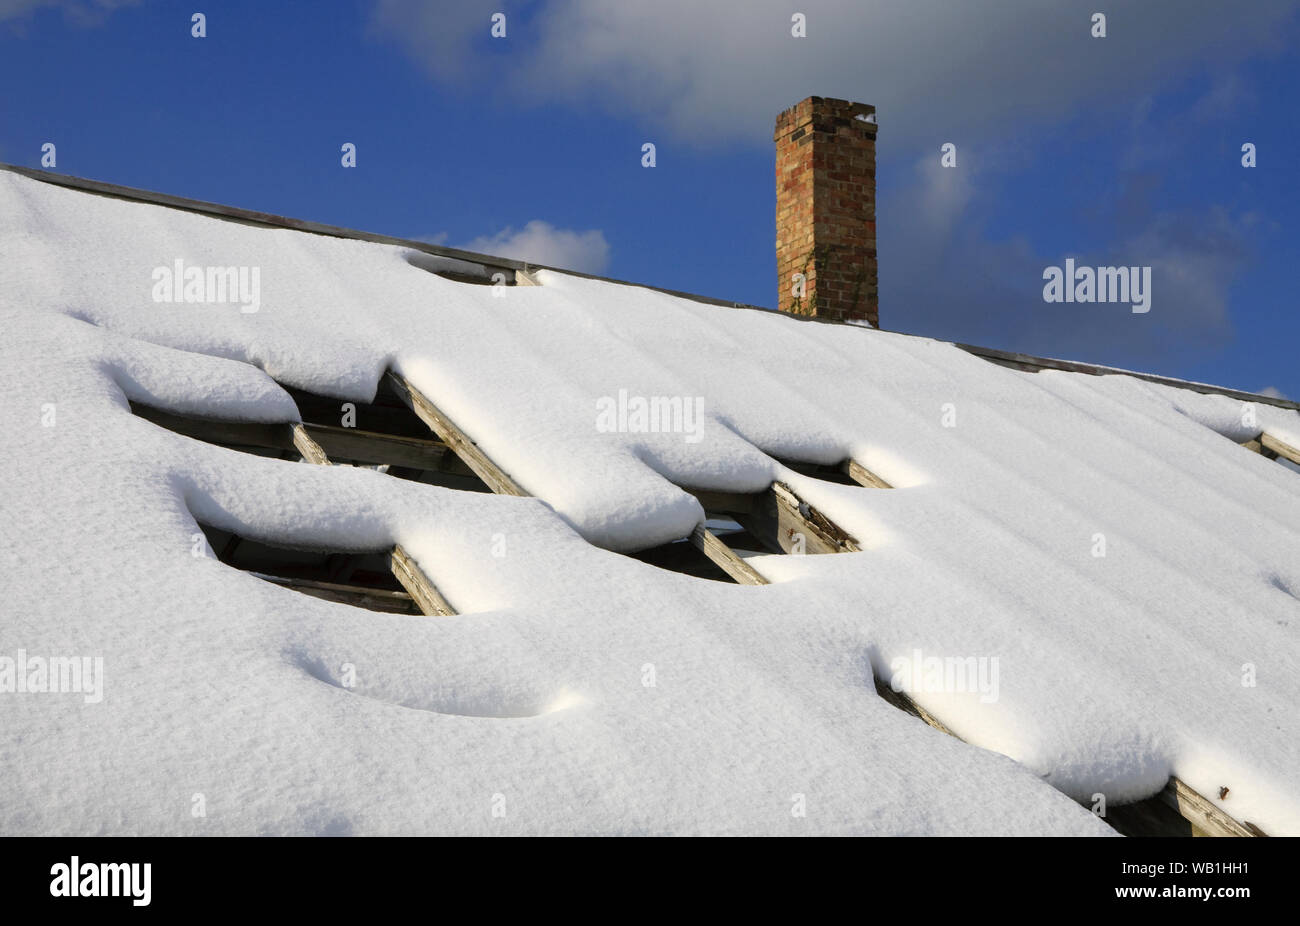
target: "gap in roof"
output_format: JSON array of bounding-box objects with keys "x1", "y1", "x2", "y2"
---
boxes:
[{"x1": 197, "y1": 522, "x2": 420, "y2": 616}]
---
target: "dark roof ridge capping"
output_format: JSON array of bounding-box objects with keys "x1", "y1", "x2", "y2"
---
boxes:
[{"x1": 4, "y1": 161, "x2": 1294, "y2": 414}]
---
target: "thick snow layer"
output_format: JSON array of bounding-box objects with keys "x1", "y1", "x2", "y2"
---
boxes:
[{"x1": 1, "y1": 171, "x2": 1297, "y2": 835}]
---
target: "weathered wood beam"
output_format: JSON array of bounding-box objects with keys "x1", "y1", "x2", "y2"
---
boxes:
[
  {"x1": 874, "y1": 676, "x2": 1264, "y2": 837},
  {"x1": 717, "y1": 482, "x2": 861, "y2": 556},
  {"x1": 1260, "y1": 431, "x2": 1300, "y2": 467},
  {"x1": 843, "y1": 459, "x2": 892, "y2": 489},
  {"x1": 134, "y1": 399, "x2": 483, "y2": 486},
  {"x1": 770, "y1": 482, "x2": 861, "y2": 554},
  {"x1": 390, "y1": 545, "x2": 456, "y2": 617},
  {"x1": 253, "y1": 573, "x2": 421, "y2": 615},
  {"x1": 291, "y1": 422, "x2": 330, "y2": 465},
  {"x1": 386, "y1": 372, "x2": 528, "y2": 497},
  {"x1": 872, "y1": 677, "x2": 957, "y2": 737},
  {"x1": 300, "y1": 422, "x2": 454, "y2": 472},
  {"x1": 131, "y1": 401, "x2": 299, "y2": 455},
  {"x1": 1159, "y1": 778, "x2": 1267, "y2": 837},
  {"x1": 689, "y1": 525, "x2": 769, "y2": 586},
  {"x1": 285, "y1": 420, "x2": 459, "y2": 618},
  {"x1": 682, "y1": 482, "x2": 861, "y2": 556}
]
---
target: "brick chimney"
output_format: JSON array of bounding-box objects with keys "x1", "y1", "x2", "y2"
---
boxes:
[{"x1": 774, "y1": 96, "x2": 878, "y2": 326}]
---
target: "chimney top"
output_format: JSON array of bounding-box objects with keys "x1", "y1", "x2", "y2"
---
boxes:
[{"x1": 774, "y1": 96, "x2": 879, "y2": 326}]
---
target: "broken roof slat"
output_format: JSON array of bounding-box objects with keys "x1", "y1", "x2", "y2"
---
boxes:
[
  {"x1": 290, "y1": 423, "x2": 330, "y2": 466},
  {"x1": 769, "y1": 481, "x2": 862, "y2": 554}
]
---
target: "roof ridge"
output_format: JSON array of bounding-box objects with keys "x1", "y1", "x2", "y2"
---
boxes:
[{"x1": 3, "y1": 162, "x2": 1294, "y2": 413}]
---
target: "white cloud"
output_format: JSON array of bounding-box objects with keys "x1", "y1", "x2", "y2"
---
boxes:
[
  {"x1": 457, "y1": 220, "x2": 610, "y2": 274},
  {"x1": 372, "y1": 0, "x2": 1299, "y2": 147}
]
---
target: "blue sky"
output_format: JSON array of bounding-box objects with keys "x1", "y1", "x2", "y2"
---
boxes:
[{"x1": 2, "y1": 0, "x2": 1297, "y2": 397}]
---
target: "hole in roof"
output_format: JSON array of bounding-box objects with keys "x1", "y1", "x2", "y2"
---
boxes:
[
  {"x1": 130, "y1": 401, "x2": 309, "y2": 462},
  {"x1": 777, "y1": 458, "x2": 858, "y2": 486},
  {"x1": 402, "y1": 249, "x2": 509, "y2": 286},
  {"x1": 627, "y1": 517, "x2": 761, "y2": 584},
  {"x1": 631, "y1": 483, "x2": 863, "y2": 585},
  {"x1": 281, "y1": 379, "x2": 494, "y2": 492},
  {"x1": 197, "y1": 522, "x2": 420, "y2": 614},
  {"x1": 773, "y1": 455, "x2": 893, "y2": 489},
  {"x1": 130, "y1": 379, "x2": 496, "y2": 494},
  {"x1": 685, "y1": 482, "x2": 862, "y2": 557}
]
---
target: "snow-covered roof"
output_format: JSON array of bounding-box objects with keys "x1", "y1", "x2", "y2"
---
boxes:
[{"x1": 2, "y1": 167, "x2": 1297, "y2": 836}]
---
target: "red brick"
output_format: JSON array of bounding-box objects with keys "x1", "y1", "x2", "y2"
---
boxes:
[{"x1": 774, "y1": 96, "x2": 878, "y2": 326}]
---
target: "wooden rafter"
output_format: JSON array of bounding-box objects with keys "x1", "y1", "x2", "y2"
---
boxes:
[
  {"x1": 875, "y1": 674, "x2": 1265, "y2": 837},
  {"x1": 290, "y1": 423, "x2": 330, "y2": 465},
  {"x1": 768, "y1": 481, "x2": 861, "y2": 554},
  {"x1": 254, "y1": 573, "x2": 421, "y2": 615},
  {"x1": 689, "y1": 525, "x2": 769, "y2": 586},
  {"x1": 1159, "y1": 778, "x2": 1265, "y2": 837},
  {"x1": 1260, "y1": 431, "x2": 1300, "y2": 466},
  {"x1": 133, "y1": 397, "x2": 487, "y2": 486},
  {"x1": 300, "y1": 422, "x2": 457, "y2": 472},
  {"x1": 385, "y1": 372, "x2": 528, "y2": 497},
  {"x1": 843, "y1": 459, "x2": 892, "y2": 489},
  {"x1": 686, "y1": 482, "x2": 862, "y2": 557},
  {"x1": 281, "y1": 420, "x2": 458, "y2": 618},
  {"x1": 130, "y1": 401, "x2": 300, "y2": 456},
  {"x1": 389, "y1": 545, "x2": 456, "y2": 617}
]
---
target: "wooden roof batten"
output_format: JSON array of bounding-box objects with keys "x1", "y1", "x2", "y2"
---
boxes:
[
  {"x1": 385, "y1": 372, "x2": 528, "y2": 497},
  {"x1": 5, "y1": 162, "x2": 1294, "y2": 414},
  {"x1": 1243, "y1": 431, "x2": 1300, "y2": 467},
  {"x1": 288, "y1": 424, "x2": 457, "y2": 617}
]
